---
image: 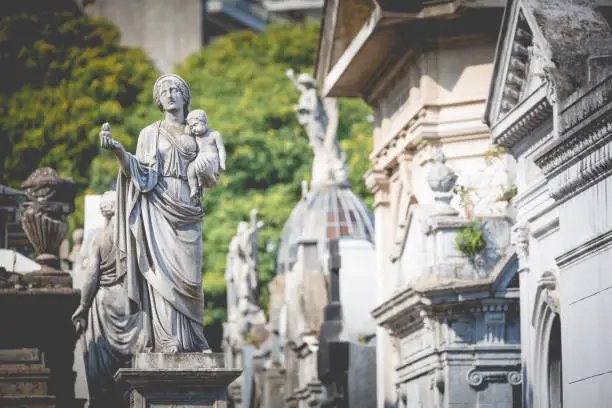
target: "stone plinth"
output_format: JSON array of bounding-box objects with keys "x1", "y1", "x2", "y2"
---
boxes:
[
  {"x1": 115, "y1": 353, "x2": 241, "y2": 408},
  {"x1": 0, "y1": 286, "x2": 83, "y2": 408}
]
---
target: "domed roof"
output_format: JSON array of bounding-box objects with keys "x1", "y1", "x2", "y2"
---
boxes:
[{"x1": 275, "y1": 185, "x2": 374, "y2": 274}]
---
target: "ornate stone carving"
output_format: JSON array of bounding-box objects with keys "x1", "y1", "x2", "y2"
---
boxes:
[
  {"x1": 507, "y1": 370, "x2": 522, "y2": 386},
  {"x1": 537, "y1": 271, "x2": 560, "y2": 314},
  {"x1": 466, "y1": 369, "x2": 485, "y2": 387},
  {"x1": 535, "y1": 93, "x2": 612, "y2": 200},
  {"x1": 499, "y1": 14, "x2": 533, "y2": 117},
  {"x1": 426, "y1": 147, "x2": 458, "y2": 216},
  {"x1": 483, "y1": 302, "x2": 508, "y2": 344},
  {"x1": 494, "y1": 97, "x2": 552, "y2": 148},
  {"x1": 536, "y1": 79, "x2": 612, "y2": 171},
  {"x1": 466, "y1": 367, "x2": 522, "y2": 388},
  {"x1": 20, "y1": 167, "x2": 77, "y2": 273},
  {"x1": 511, "y1": 221, "x2": 530, "y2": 270}
]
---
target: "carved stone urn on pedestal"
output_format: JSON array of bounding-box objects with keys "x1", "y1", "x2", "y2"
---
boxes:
[{"x1": 20, "y1": 167, "x2": 78, "y2": 284}]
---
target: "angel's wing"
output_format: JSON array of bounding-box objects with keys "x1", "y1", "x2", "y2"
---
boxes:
[
  {"x1": 214, "y1": 131, "x2": 227, "y2": 171},
  {"x1": 323, "y1": 97, "x2": 339, "y2": 151}
]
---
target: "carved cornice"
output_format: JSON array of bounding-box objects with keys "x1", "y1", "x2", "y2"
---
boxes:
[
  {"x1": 536, "y1": 107, "x2": 612, "y2": 177},
  {"x1": 544, "y1": 137, "x2": 612, "y2": 200},
  {"x1": 492, "y1": 95, "x2": 552, "y2": 148},
  {"x1": 371, "y1": 288, "x2": 431, "y2": 337},
  {"x1": 558, "y1": 74, "x2": 612, "y2": 135},
  {"x1": 534, "y1": 76, "x2": 612, "y2": 201}
]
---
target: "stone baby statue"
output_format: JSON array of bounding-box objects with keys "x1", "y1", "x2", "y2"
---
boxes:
[
  {"x1": 185, "y1": 109, "x2": 227, "y2": 200},
  {"x1": 71, "y1": 191, "x2": 143, "y2": 408}
]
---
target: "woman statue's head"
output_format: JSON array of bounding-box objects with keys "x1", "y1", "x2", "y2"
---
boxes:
[{"x1": 153, "y1": 74, "x2": 191, "y2": 117}]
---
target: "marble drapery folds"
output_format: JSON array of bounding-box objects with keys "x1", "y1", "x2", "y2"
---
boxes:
[{"x1": 115, "y1": 121, "x2": 210, "y2": 353}]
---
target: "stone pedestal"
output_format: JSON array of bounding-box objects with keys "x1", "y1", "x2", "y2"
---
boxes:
[
  {"x1": 0, "y1": 287, "x2": 84, "y2": 408},
  {"x1": 261, "y1": 366, "x2": 285, "y2": 408},
  {"x1": 115, "y1": 353, "x2": 241, "y2": 408}
]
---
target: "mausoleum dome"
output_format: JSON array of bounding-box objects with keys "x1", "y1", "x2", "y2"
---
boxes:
[{"x1": 275, "y1": 184, "x2": 374, "y2": 274}]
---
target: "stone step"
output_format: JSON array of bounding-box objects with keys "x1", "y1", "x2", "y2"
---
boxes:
[
  {"x1": 0, "y1": 367, "x2": 51, "y2": 397},
  {"x1": 0, "y1": 395, "x2": 56, "y2": 408}
]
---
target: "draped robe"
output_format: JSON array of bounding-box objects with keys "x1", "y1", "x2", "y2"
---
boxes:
[
  {"x1": 115, "y1": 120, "x2": 210, "y2": 352},
  {"x1": 81, "y1": 220, "x2": 141, "y2": 405}
]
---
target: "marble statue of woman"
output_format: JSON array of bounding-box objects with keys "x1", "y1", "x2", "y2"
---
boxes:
[
  {"x1": 71, "y1": 191, "x2": 142, "y2": 407},
  {"x1": 100, "y1": 74, "x2": 212, "y2": 353}
]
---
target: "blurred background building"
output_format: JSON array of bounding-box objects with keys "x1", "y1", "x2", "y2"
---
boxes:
[{"x1": 81, "y1": 0, "x2": 323, "y2": 72}]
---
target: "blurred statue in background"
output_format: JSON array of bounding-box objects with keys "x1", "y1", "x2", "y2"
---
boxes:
[
  {"x1": 236, "y1": 209, "x2": 265, "y2": 317},
  {"x1": 71, "y1": 191, "x2": 142, "y2": 408},
  {"x1": 286, "y1": 69, "x2": 348, "y2": 187},
  {"x1": 226, "y1": 210, "x2": 266, "y2": 348}
]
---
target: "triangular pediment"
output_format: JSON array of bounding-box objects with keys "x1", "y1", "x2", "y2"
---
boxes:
[
  {"x1": 485, "y1": 0, "x2": 612, "y2": 131},
  {"x1": 484, "y1": 0, "x2": 552, "y2": 128}
]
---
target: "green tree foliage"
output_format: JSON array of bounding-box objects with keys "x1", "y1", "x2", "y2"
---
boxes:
[
  {"x1": 111, "y1": 22, "x2": 373, "y2": 347},
  {"x1": 0, "y1": 11, "x2": 158, "y2": 191},
  {"x1": 1, "y1": 13, "x2": 373, "y2": 349}
]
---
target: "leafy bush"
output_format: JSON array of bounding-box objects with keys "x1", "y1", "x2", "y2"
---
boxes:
[
  {"x1": 0, "y1": 11, "x2": 158, "y2": 187},
  {"x1": 455, "y1": 221, "x2": 486, "y2": 257}
]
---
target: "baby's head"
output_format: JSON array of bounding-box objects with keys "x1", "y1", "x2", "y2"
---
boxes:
[{"x1": 186, "y1": 109, "x2": 208, "y2": 137}]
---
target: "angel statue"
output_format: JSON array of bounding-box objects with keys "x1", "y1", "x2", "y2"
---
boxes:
[
  {"x1": 99, "y1": 73, "x2": 219, "y2": 353},
  {"x1": 286, "y1": 69, "x2": 348, "y2": 187}
]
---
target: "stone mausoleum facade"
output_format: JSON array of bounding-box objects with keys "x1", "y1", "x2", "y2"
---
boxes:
[
  {"x1": 315, "y1": 0, "x2": 612, "y2": 407},
  {"x1": 485, "y1": 0, "x2": 612, "y2": 406},
  {"x1": 315, "y1": 0, "x2": 523, "y2": 407}
]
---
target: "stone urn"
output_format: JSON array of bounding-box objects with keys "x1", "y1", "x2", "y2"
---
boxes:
[{"x1": 20, "y1": 167, "x2": 77, "y2": 274}]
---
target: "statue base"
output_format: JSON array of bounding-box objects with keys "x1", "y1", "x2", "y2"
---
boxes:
[{"x1": 115, "y1": 353, "x2": 241, "y2": 408}]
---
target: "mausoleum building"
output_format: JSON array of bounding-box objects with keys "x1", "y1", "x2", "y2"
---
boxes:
[
  {"x1": 315, "y1": 0, "x2": 524, "y2": 407},
  {"x1": 485, "y1": 0, "x2": 612, "y2": 406}
]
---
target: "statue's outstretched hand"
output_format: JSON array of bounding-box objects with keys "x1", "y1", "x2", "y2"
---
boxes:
[
  {"x1": 100, "y1": 122, "x2": 122, "y2": 151},
  {"x1": 286, "y1": 68, "x2": 295, "y2": 79}
]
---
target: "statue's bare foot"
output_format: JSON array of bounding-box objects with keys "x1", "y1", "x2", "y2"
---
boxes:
[{"x1": 201, "y1": 348, "x2": 212, "y2": 354}]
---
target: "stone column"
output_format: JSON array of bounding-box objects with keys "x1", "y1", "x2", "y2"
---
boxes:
[
  {"x1": 365, "y1": 168, "x2": 394, "y2": 408},
  {"x1": 115, "y1": 353, "x2": 241, "y2": 408}
]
